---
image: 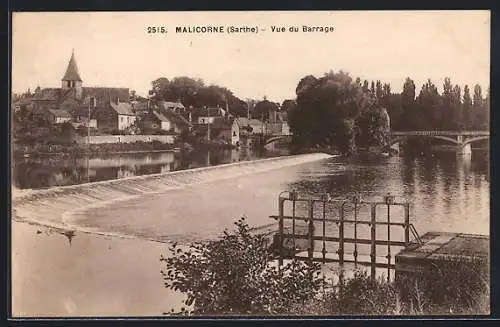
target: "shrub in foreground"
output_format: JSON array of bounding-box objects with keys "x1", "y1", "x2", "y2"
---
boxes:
[
  {"x1": 160, "y1": 217, "x2": 322, "y2": 316},
  {"x1": 161, "y1": 218, "x2": 489, "y2": 316}
]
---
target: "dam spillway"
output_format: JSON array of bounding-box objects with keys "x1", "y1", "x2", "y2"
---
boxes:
[{"x1": 12, "y1": 153, "x2": 333, "y2": 234}]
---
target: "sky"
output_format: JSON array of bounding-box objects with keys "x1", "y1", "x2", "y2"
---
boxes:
[{"x1": 12, "y1": 11, "x2": 490, "y2": 102}]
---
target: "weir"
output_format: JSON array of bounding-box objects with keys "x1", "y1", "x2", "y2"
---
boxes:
[{"x1": 12, "y1": 153, "x2": 333, "y2": 233}]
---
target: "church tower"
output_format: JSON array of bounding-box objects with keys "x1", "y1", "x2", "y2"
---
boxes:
[{"x1": 61, "y1": 50, "x2": 83, "y2": 98}]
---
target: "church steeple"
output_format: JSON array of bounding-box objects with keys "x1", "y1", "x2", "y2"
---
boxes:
[{"x1": 61, "y1": 49, "x2": 83, "y2": 97}]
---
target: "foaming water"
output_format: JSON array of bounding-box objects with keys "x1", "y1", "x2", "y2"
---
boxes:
[{"x1": 13, "y1": 154, "x2": 332, "y2": 240}]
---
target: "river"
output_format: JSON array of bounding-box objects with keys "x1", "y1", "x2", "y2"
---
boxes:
[
  {"x1": 11, "y1": 149, "x2": 490, "y2": 316},
  {"x1": 38, "y1": 149, "x2": 488, "y2": 245}
]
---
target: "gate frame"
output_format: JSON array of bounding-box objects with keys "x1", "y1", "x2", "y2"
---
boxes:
[{"x1": 272, "y1": 191, "x2": 414, "y2": 279}]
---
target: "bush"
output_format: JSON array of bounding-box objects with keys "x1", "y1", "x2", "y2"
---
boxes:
[
  {"x1": 161, "y1": 217, "x2": 323, "y2": 316},
  {"x1": 161, "y1": 219, "x2": 489, "y2": 316},
  {"x1": 396, "y1": 255, "x2": 489, "y2": 315}
]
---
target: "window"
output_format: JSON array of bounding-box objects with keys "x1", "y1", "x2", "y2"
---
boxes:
[
  {"x1": 233, "y1": 131, "x2": 236, "y2": 137},
  {"x1": 121, "y1": 116, "x2": 124, "y2": 122}
]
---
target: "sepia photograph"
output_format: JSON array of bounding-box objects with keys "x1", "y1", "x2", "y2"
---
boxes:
[{"x1": 10, "y1": 11, "x2": 490, "y2": 317}]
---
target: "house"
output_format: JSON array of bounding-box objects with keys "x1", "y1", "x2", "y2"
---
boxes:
[
  {"x1": 47, "y1": 109, "x2": 72, "y2": 124},
  {"x1": 210, "y1": 117, "x2": 240, "y2": 146},
  {"x1": 197, "y1": 107, "x2": 226, "y2": 124},
  {"x1": 266, "y1": 122, "x2": 291, "y2": 135},
  {"x1": 94, "y1": 98, "x2": 137, "y2": 131},
  {"x1": 141, "y1": 107, "x2": 190, "y2": 133},
  {"x1": 131, "y1": 100, "x2": 151, "y2": 117},
  {"x1": 160, "y1": 101, "x2": 185, "y2": 113},
  {"x1": 236, "y1": 118, "x2": 266, "y2": 135}
]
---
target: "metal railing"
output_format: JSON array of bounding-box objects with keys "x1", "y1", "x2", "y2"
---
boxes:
[
  {"x1": 270, "y1": 191, "x2": 422, "y2": 280},
  {"x1": 391, "y1": 130, "x2": 489, "y2": 137}
]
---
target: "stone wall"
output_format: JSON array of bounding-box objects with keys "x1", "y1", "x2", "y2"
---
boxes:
[{"x1": 75, "y1": 135, "x2": 175, "y2": 144}]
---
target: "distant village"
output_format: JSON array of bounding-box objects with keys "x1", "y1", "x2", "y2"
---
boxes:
[{"x1": 12, "y1": 51, "x2": 291, "y2": 149}]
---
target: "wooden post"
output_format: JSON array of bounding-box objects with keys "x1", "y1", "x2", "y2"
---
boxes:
[
  {"x1": 404, "y1": 203, "x2": 410, "y2": 245},
  {"x1": 322, "y1": 200, "x2": 326, "y2": 263},
  {"x1": 308, "y1": 200, "x2": 314, "y2": 260},
  {"x1": 339, "y1": 203, "x2": 345, "y2": 265},
  {"x1": 370, "y1": 204, "x2": 377, "y2": 280},
  {"x1": 292, "y1": 197, "x2": 296, "y2": 251},
  {"x1": 278, "y1": 197, "x2": 285, "y2": 266},
  {"x1": 353, "y1": 199, "x2": 358, "y2": 264},
  {"x1": 387, "y1": 203, "x2": 391, "y2": 281}
]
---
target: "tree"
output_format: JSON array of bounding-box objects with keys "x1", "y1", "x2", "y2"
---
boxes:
[
  {"x1": 375, "y1": 80, "x2": 383, "y2": 101},
  {"x1": 161, "y1": 218, "x2": 322, "y2": 316},
  {"x1": 290, "y1": 70, "x2": 373, "y2": 154},
  {"x1": 462, "y1": 85, "x2": 473, "y2": 130},
  {"x1": 441, "y1": 77, "x2": 455, "y2": 130},
  {"x1": 355, "y1": 105, "x2": 391, "y2": 149},
  {"x1": 281, "y1": 100, "x2": 297, "y2": 113},
  {"x1": 400, "y1": 78, "x2": 416, "y2": 131},
  {"x1": 415, "y1": 79, "x2": 442, "y2": 130},
  {"x1": 150, "y1": 77, "x2": 170, "y2": 101},
  {"x1": 472, "y1": 84, "x2": 488, "y2": 130},
  {"x1": 452, "y1": 85, "x2": 462, "y2": 130}
]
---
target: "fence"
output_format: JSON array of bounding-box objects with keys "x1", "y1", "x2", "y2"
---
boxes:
[{"x1": 270, "y1": 191, "x2": 422, "y2": 279}]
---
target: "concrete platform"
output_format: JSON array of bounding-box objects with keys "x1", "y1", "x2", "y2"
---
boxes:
[{"x1": 395, "y1": 232, "x2": 489, "y2": 275}]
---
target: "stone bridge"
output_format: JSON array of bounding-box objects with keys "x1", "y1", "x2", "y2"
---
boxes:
[{"x1": 390, "y1": 131, "x2": 489, "y2": 155}]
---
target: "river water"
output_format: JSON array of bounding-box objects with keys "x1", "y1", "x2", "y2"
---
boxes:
[{"x1": 38, "y1": 149, "x2": 488, "y2": 248}]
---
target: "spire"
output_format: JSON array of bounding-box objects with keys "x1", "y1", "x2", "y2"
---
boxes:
[{"x1": 62, "y1": 50, "x2": 82, "y2": 82}]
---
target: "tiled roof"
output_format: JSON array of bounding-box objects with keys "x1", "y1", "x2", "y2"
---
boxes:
[
  {"x1": 32, "y1": 88, "x2": 61, "y2": 101},
  {"x1": 62, "y1": 52, "x2": 83, "y2": 82},
  {"x1": 161, "y1": 109, "x2": 190, "y2": 126},
  {"x1": 83, "y1": 87, "x2": 130, "y2": 104},
  {"x1": 152, "y1": 111, "x2": 170, "y2": 122},
  {"x1": 110, "y1": 102, "x2": 135, "y2": 116},
  {"x1": 48, "y1": 109, "x2": 72, "y2": 118}
]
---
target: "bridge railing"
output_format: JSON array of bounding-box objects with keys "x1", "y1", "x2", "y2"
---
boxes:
[{"x1": 391, "y1": 131, "x2": 489, "y2": 136}]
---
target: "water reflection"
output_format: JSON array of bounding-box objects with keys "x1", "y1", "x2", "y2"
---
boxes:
[
  {"x1": 13, "y1": 148, "x2": 283, "y2": 189},
  {"x1": 284, "y1": 150, "x2": 488, "y2": 235}
]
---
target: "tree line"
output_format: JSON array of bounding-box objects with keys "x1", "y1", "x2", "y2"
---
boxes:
[
  {"x1": 384, "y1": 77, "x2": 489, "y2": 131},
  {"x1": 287, "y1": 71, "x2": 489, "y2": 154}
]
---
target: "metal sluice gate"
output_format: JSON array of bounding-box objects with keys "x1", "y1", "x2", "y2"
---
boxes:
[{"x1": 269, "y1": 190, "x2": 423, "y2": 279}]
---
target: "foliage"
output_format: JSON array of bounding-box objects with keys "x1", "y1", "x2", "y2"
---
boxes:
[
  {"x1": 289, "y1": 70, "x2": 376, "y2": 154},
  {"x1": 355, "y1": 106, "x2": 391, "y2": 149},
  {"x1": 161, "y1": 217, "x2": 489, "y2": 316},
  {"x1": 334, "y1": 270, "x2": 398, "y2": 315},
  {"x1": 288, "y1": 71, "x2": 489, "y2": 154},
  {"x1": 281, "y1": 99, "x2": 297, "y2": 113},
  {"x1": 160, "y1": 217, "x2": 323, "y2": 316},
  {"x1": 149, "y1": 77, "x2": 249, "y2": 118},
  {"x1": 396, "y1": 256, "x2": 489, "y2": 315}
]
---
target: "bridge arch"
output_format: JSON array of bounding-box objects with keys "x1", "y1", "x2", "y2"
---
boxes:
[
  {"x1": 264, "y1": 136, "x2": 290, "y2": 145},
  {"x1": 389, "y1": 135, "x2": 459, "y2": 146},
  {"x1": 461, "y1": 136, "x2": 489, "y2": 146}
]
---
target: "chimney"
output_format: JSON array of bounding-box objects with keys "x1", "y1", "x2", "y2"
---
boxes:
[{"x1": 115, "y1": 96, "x2": 120, "y2": 104}]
